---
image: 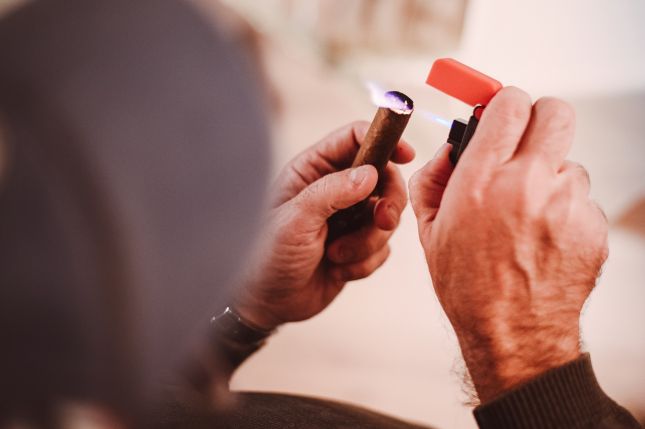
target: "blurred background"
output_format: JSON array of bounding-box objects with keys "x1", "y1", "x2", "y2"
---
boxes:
[
  {"x1": 208, "y1": 1, "x2": 645, "y2": 427},
  {"x1": 3, "y1": 0, "x2": 643, "y2": 427}
]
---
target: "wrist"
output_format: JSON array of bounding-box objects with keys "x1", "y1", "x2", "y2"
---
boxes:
[{"x1": 457, "y1": 319, "x2": 581, "y2": 403}]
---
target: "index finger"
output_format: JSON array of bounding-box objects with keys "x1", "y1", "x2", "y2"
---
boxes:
[
  {"x1": 313, "y1": 121, "x2": 414, "y2": 170},
  {"x1": 286, "y1": 121, "x2": 413, "y2": 187},
  {"x1": 303, "y1": 121, "x2": 414, "y2": 173},
  {"x1": 273, "y1": 121, "x2": 413, "y2": 205},
  {"x1": 459, "y1": 87, "x2": 532, "y2": 175}
]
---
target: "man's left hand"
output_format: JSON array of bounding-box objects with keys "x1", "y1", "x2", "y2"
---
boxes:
[{"x1": 233, "y1": 121, "x2": 414, "y2": 330}]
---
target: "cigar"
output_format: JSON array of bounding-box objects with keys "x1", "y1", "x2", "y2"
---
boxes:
[{"x1": 327, "y1": 91, "x2": 414, "y2": 242}]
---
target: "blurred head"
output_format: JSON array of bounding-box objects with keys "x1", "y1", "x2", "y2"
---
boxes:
[{"x1": 0, "y1": 0, "x2": 269, "y2": 426}]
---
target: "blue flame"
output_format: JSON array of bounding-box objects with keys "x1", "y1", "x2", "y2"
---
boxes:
[
  {"x1": 419, "y1": 110, "x2": 452, "y2": 128},
  {"x1": 362, "y1": 80, "x2": 451, "y2": 127}
]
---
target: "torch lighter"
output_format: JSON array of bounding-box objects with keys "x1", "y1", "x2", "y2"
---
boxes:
[
  {"x1": 427, "y1": 58, "x2": 503, "y2": 164},
  {"x1": 446, "y1": 105, "x2": 483, "y2": 164},
  {"x1": 327, "y1": 91, "x2": 414, "y2": 241}
]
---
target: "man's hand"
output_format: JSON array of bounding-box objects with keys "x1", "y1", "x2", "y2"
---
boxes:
[
  {"x1": 234, "y1": 121, "x2": 414, "y2": 331},
  {"x1": 409, "y1": 88, "x2": 608, "y2": 403}
]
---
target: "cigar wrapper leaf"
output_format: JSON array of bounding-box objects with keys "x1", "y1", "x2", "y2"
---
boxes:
[{"x1": 327, "y1": 91, "x2": 413, "y2": 242}]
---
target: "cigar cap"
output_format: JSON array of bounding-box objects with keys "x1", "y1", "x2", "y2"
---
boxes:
[{"x1": 426, "y1": 58, "x2": 502, "y2": 106}]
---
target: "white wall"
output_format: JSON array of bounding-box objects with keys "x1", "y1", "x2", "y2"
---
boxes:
[{"x1": 460, "y1": 0, "x2": 645, "y2": 97}]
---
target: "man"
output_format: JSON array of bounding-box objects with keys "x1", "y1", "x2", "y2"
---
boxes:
[
  {"x1": 194, "y1": 90, "x2": 640, "y2": 429},
  {"x1": 0, "y1": 0, "x2": 640, "y2": 428}
]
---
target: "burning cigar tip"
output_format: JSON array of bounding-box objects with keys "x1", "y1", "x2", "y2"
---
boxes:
[
  {"x1": 383, "y1": 90, "x2": 414, "y2": 114},
  {"x1": 365, "y1": 82, "x2": 414, "y2": 114}
]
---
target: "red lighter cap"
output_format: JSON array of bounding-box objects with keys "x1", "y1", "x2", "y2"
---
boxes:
[{"x1": 426, "y1": 58, "x2": 502, "y2": 107}]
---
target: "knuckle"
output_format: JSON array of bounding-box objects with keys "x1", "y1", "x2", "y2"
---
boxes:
[
  {"x1": 574, "y1": 163, "x2": 591, "y2": 186},
  {"x1": 561, "y1": 162, "x2": 590, "y2": 191},
  {"x1": 348, "y1": 243, "x2": 372, "y2": 262},
  {"x1": 354, "y1": 264, "x2": 371, "y2": 278},
  {"x1": 344, "y1": 246, "x2": 390, "y2": 280},
  {"x1": 383, "y1": 198, "x2": 405, "y2": 220},
  {"x1": 364, "y1": 232, "x2": 386, "y2": 256},
  {"x1": 500, "y1": 86, "x2": 532, "y2": 104},
  {"x1": 592, "y1": 200, "x2": 609, "y2": 224},
  {"x1": 363, "y1": 238, "x2": 378, "y2": 256},
  {"x1": 459, "y1": 182, "x2": 486, "y2": 208},
  {"x1": 382, "y1": 245, "x2": 392, "y2": 261},
  {"x1": 344, "y1": 264, "x2": 369, "y2": 280},
  {"x1": 493, "y1": 86, "x2": 532, "y2": 121},
  {"x1": 489, "y1": 160, "x2": 546, "y2": 217},
  {"x1": 521, "y1": 153, "x2": 552, "y2": 181},
  {"x1": 534, "y1": 97, "x2": 576, "y2": 129}
]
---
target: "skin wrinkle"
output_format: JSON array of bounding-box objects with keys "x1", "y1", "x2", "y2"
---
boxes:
[
  {"x1": 275, "y1": 163, "x2": 309, "y2": 206},
  {"x1": 311, "y1": 148, "x2": 340, "y2": 177}
]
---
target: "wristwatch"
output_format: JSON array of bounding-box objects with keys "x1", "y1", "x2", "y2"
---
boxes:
[
  {"x1": 185, "y1": 307, "x2": 275, "y2": 394},
  {"x1": 210, "y1": 306, "x2": 274, "y2": 346}
]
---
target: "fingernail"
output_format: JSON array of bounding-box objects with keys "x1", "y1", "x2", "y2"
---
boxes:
[{"x1": 350, "y1": 165, "x2": 369, "y2": 186}]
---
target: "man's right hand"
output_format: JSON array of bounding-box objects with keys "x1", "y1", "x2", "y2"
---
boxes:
[{"x1": 408, "y1": 87, "x2": 609, "y2": 403}]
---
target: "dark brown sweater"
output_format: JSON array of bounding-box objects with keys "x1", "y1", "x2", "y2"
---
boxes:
[
  {"x1": 164, "y1": 334, "x2": 641, "y2": 429},
  {"x1": 474, "y1": 354, "x2": 641, "y2": 429}
]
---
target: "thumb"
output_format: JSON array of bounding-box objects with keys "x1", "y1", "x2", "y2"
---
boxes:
[
  {"x1": 292, "y1": 164, "x2": 377, "y2": 229},
  {"x1": 409, "y1": 144, "x2": 453, "y2": 225}
]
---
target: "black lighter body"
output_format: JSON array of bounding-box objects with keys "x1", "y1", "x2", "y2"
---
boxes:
[{"x1": 447, "y1": 105, "x2": 484, "y2": 164}]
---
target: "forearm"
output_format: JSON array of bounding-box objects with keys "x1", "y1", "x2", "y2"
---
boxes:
[{"x1": 474, "y1": 354, "x2": 640, "y2": 429}]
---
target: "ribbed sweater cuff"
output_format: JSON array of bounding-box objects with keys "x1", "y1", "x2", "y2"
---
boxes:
[{"x1": 474, "y1": 353, "x2": 610, "y2": 429}]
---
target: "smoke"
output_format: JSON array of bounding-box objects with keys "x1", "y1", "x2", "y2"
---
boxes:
[{"x1": 364, "y1": 81, "x2": 411, "y2": 112}]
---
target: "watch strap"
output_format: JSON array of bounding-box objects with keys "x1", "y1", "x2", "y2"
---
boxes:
[{"x1": 210, "y1": 306, "x2": 274, "y2": 346}]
